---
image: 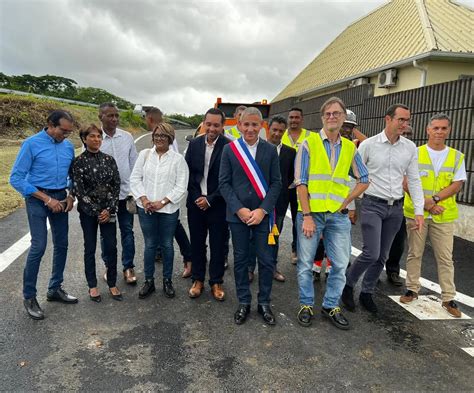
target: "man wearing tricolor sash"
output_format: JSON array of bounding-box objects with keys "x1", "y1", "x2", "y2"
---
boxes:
[{"x1": 219, "y1": 107, "x2": 282, "y2": 326}]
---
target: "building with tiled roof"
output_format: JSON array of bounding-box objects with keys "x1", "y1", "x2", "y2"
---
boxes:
[{"x1": 273, "y1": 0, "x2": 474, "y2": 103}]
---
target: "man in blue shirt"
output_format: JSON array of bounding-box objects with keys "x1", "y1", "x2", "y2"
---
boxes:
[{"x1": 10, "y1": 110, "x2": 78, "y2": 320}]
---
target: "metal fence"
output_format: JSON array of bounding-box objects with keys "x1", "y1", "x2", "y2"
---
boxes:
[{"x1": 270, "y1": 78, "x2": 473, "y2": 204}]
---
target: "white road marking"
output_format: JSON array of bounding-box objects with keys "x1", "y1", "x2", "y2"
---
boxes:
[
  {"x1": 389, "y1": 295, "x2": 471, "y2": 320},
  {"x1": 134, "y1": 132, "x2": 151, "y2": 144},
  {"x1": 285, "y1": 209, "x2": 474, "y2": 308},
  {"x1": 461, "y1": 348, "x2": 474, "y2": 357}
]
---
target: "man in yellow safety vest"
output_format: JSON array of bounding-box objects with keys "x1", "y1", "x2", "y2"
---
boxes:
[
  {"x1": 224, "y1": 105, "x2": 247, "y2": 140},
  {"x1": 400, "y1": 113, "x2": 466, "y2": 318},
  {"x1": 294, "y1": 97, "x2": 369, "y2": 330}
]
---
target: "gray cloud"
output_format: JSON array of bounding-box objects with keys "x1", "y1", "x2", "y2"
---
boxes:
[{"x1": 2, "y1": 0, "x2": 392, "y2": 114}]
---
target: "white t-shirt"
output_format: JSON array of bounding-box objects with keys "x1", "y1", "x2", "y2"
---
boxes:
[{"x1": 426, "y1": 146, "x2": 466, "y2": 181}]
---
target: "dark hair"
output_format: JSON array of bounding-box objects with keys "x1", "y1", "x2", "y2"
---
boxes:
[
  {"x1": 429, "y1": 112, "x2": 451, "y2": 127},
  {"x1": 320, "y1": 97, "x2": 346, "y2": 115},
  {"x1": 145, "y1": 107, "x2": 163, "y2": 117},
  {"x1": 288, "y1": 107, "x2": 303, "y2": 115},
  {"x1": 269, "y1": 115, "x2": 287, "y2": 128},
  {"x1": 47, "y1": 110, "x2": 73, "y2": 127},
  {"x1": 79, "y1": 124, "x2": 102, "y2": 146},
  {"x1": 385, "y1": 103, "x2": 409, "y2": 118},
  {"x1": 204, "y1": 108, "x2": 225, "y2": 125},
  {"x1": 99, "y1": 102, "x2": 117, "y2": 114}
]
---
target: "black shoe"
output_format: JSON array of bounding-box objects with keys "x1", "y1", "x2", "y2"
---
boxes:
[
  {"x1": 24, "y1": 298, "x2": 44, "y2": 320},
  {"x1": 139, "y1": 280, "x2": 155, "y2": 299},
  {"x1": 163, "y1": 279, "x2": 175, "y2": 298},
  {"x1": 234, "y1": 304, "x2": 251, "y2": 325},
  {"x1": 322, "y1": 307, "x2": 350, "y2": 330},
  {"x1": 359, "y1": 292, "x2": 378, "y2": 313},
  {"x1": 312, "y1": 271, "x2": 320, "y2": 282},
  {"x1": 109, "y1": 288, "x2": 123, "y2": 301},
  {"x1": 387, "y1": 272, "x2": 403, "y2": 287},
  {"x1": 88, "y1": 289, "x2": 102, "y2": 303},
  {"x1": 341, "y1": 285, "x2": 355, "y2": 312},
  {"x1": 257, "y1": 304, "x2": 276, "y2": 325},
  {"x1": 297, "y1": 305, "x2": 314, "y2": 327},
  {"x1": 46, "y1": 287, "x2": 78, "y2": 304}
]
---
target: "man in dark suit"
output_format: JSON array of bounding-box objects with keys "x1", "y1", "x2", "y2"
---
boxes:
[
  {"x1": 219, "y1": 107, "x2": 282, "y2": 325},
  {"x1": 185, "y1": 108, "x2": 230, "y2": 301},
  {"x1": 248, "y1": 115, "x2": 296, "y2": 282}
]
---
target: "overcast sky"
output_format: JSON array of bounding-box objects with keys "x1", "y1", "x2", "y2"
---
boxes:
[{"x1": 0, "y1": 0, "x2": 418, "y2": 114}]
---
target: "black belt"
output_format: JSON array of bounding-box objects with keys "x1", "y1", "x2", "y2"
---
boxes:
[
  {"x1": 37, "y1": 187, "x2": 66, "y2": 193},
  {"x1": 364, "y1": 194, "x2": 404, "y2": 206}
]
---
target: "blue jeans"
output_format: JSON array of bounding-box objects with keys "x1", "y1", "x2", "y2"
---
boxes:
[
  {"x1": 103, "y1": 199, "x2": 135, "y2": 270},
  {"x1": 297, "y1": 211, "x2": 351, "y2": 309},
  {"x1": 230, "y1": 220, "x2": 275, "y2": 305},
  {"x1": 23, "y1": 191, "x2": 69, "y2": 299},
  {"x1": 138, "y1": 208, "x2": 178, "y2": 280}
]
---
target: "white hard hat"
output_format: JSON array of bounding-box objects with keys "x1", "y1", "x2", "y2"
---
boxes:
[{"x1": 345, "y1": 109, "x2": 357, "y2": 126}]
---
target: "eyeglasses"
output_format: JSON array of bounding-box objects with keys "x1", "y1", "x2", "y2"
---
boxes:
[
  {"x1": 394, "y1": 117, "x2": 411, "y2": 125},
  {"x1": 323, "y1": 111, "x2": 343, "y2": 119},
  {"x1": 153, "y1": 134, "x2": 169, "y2": 141}
]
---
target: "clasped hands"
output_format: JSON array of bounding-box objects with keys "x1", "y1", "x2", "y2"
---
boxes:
[
  {"x1": 237, "y1": 208, "x2": 265, "y2": 226},
  {"x1": 46, "y1": 194, "x2": 74, "y2": 213},
  {"x1": 195, "y1": 196, "x2": 210, "y2": 211},
  {"x1": 424, "y1": 197, "x2": 445, "y2": 216},
  {"x1": 141, "y1": 197, "x2": 165, "y2": 214}
]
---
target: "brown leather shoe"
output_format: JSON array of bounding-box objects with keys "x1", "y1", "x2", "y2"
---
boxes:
[
  {"x1": 273, "y1": 271, "x2": 286, "y2": 282},
  {"x1": 123, "y1": 268, "x2": 137, "y2": 285},
  {"x1": 400, "y1": 290, "x2": 418, "y2": 304},
  {"x1": 442, "y1": 300, "x2": 462, "y2": 318},
  {"x1": 211, "y1": 284, "x2": 225, "y2": 301},
  {"x1": 189, "y1": 280, "x2": 204, "y2": 298},
  {"x1": 182, "y1": 261, "x2": 192, "y2": 278}
]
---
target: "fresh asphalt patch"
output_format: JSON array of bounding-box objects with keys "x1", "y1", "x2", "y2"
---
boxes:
[{"x1": 1, "y1": 129, "x2": 473, "y2": 391}]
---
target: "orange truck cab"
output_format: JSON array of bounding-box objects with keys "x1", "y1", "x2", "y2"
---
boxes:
[{"x1": 193, "y1": 98, "x2": 271, "y2": 139}]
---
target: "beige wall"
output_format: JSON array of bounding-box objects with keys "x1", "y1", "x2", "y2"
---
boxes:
[{"x1": 372, "y1": 60, "x2": 474, "y2": 97}]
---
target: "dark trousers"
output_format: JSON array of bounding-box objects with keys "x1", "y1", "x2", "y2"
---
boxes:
[
  {"x1": 156, "y1": 220, "x2": 192, "y2": 261},
  {"x1": 23, "y1": 190, "x2": 68, "y2": 299},
  {"x1": 289, "y1": 189, "x2": 298, "y2": 253},
  {"x1": 385, "y1": 216, "x2": 407, "y2": 275},
  {"x1": 102, "y1": 199, "x2": 135, "y2": 270},
  {"x1": 230, "y1": 220, "x2": 276, "y2": 305},
  {"x1": 79, "y1": 210, "x2": 117, "y2": 288},
  {"x1": 248, "y1": 213, "x2": 284, "y2": 272},
  {"x1": 346, "y1": 196, "x2": 404, "y2": 294},
  {"x1": 315, "y1": 238, "x2": 326, "y2": 261},
  {"x1": 188, "y1": 204, "x2": 227, "y2": 285}
]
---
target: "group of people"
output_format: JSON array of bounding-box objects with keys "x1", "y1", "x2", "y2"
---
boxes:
[{"x1": 10, "y1": 96, "x2": 465, "y2": 329}]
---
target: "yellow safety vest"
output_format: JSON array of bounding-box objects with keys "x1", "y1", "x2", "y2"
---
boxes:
[
  {"x1": 224, "y1": 127, "x2": 241, "y2": 140},
  {"x1": 282, "y1": 129, "x2": 311, "y2": 152},
  {"x1": 300, "y1": 132, "x2": 355, "y2": 213},
  {"x1": 404, "y1": 145, "x2": 463, "y2": 223}
]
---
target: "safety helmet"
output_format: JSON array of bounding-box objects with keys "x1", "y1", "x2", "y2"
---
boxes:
[{"x1": 344, "y1": 109, "x2": 357, "y2": 126}]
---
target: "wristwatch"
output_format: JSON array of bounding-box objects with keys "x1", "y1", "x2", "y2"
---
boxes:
[
  {"x1": 160, "y1": 199, "x2": 167, "y2": 205},
  {"x1": 302, "y1": 212, "x2": 311, "y2": 217},
  {"x1": 432, "y1": 195, "x2": 441, "y2": 204},
  {"x1": 340, "y1": 208, "x2": 349, "y2": 214}
]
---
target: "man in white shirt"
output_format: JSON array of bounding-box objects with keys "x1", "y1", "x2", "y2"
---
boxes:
[
  {"x1": 99, "y1": 103, "x2": 138, "y2": 285},
  {"x1": 342, "y1": 104, "x2": 424, "y2": 314},
  {"x1": 400, "y1": 113, "x2": 466, "y2": 318}
]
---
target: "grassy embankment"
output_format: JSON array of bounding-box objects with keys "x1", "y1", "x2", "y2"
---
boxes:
[{"x1": 0, "y1": 94, "x2": 146, "y2": 218}]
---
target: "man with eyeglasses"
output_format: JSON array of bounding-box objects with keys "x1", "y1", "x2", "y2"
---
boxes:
[
  {"x1": 342, "y1": 104, "x2": 424, "y2": 314},
  {"x1": 295, "y1": 97, "x2": 369, "y2": 329},
  {"x1": 10, "y1": 110, "x2": 78, "y2": 320}
]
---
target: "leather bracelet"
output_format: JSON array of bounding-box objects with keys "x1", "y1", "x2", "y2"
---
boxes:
[{"x1": 302, "y1": 212, "x2": 311, "y2": 217}]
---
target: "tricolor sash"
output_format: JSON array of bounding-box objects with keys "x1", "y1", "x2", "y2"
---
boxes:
[{"x1": 229, "y1": 138, "x2": 279, "y2": 244}]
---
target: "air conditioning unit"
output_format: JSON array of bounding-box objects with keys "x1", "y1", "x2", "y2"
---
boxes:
[
  {"x1": 378, "y1": 69, "x2": 397, "y2": 88},
  {"x1": 349, "y1": 77, "x2": 369, "y2": 88}
]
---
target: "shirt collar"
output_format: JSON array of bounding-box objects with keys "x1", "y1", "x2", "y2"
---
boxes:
[
  {"x1": 42, "y1": 128, "x2": 55, "y2": 143},
  {"x1": 102, "y1": 127, "x2": 121, "y2": 139},
  {"x1": 243, "y1": 137, "x2": 259, "y2": 149},
  {"x1": 320, "y1": 128, "x2": 341, "y2": 144},
  {"x1": 205, "y1": 135, "x2": 219, "y2": 147},
  {"x1": 381, "y1": 129, "x2": 400, "y2": 145}
]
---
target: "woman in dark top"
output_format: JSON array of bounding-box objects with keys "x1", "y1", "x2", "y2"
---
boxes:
[{"x1": 71, "y1": 124, "x2": 122, "y2": 302}]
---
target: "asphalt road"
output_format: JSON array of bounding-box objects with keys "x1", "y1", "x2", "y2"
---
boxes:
[{"x1": 1, "y1": 129, "x2": 473, "y2": 391}]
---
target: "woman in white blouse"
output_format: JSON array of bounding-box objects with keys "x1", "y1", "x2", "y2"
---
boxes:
[{"x1": 130, "y1": 123, "x2": 189, "y2": 299}]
